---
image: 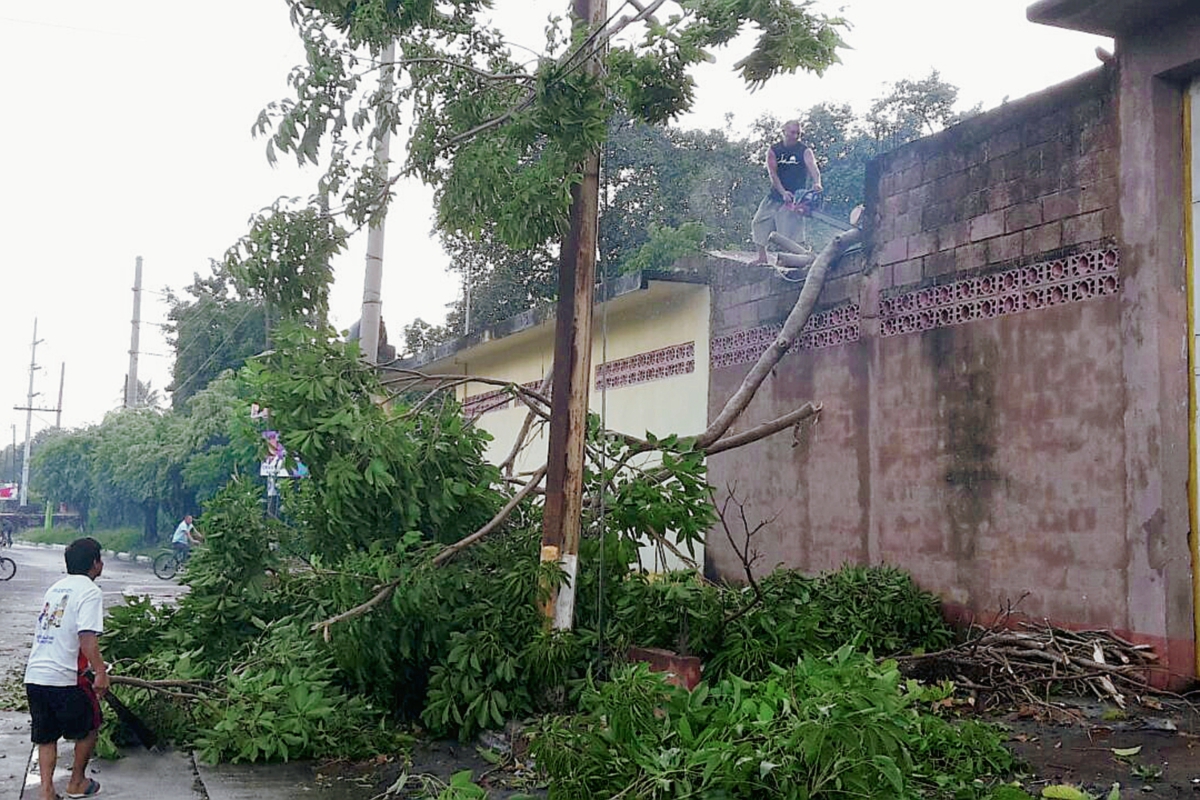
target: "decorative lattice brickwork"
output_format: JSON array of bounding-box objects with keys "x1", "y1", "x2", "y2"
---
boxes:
[
  {"x1": 879, "y1": 248, "x2": 1119, "y2": 337},
  {"x1": 461, "y1": 387, "x2": 511, "y2": 418},
  {"x1": 462, "y1": 379, "x2": 549, "y2": 419},
  {"x1": 710, "y1": 304, "x2": 861, "y2": 369},
  {"x1": 595, "y1": 342, "x2": 696, "y2": 391}
]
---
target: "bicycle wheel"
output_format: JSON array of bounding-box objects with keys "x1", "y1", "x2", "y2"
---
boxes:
[
  {"x1": 0, "y1": 556, "x2": 15, "y2": 581},
  {"x1": 152, "y1": 552, "x2": 178, "y2": 580}
]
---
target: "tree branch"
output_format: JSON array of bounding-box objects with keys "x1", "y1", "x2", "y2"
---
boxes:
[
  {"x1": 697, "y1": 227, "x2": 861, "y2": 449},
  {"x1": 310, "y1": 466, "x2": 548, "y2": 634},
  {"x1": 432, "y1": 465, "x2": 547, "y2": 566},
  {"x1": 500, "y1": 371, "x2": 554, "y2": 477},
  {"x1": 702, "y1": 403, "x2": 820, "y2": 456}
]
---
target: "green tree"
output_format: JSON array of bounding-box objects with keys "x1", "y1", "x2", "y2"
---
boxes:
[
  {"x1": 166, "y1": 269, "x2": 268, "y2": 409},
  {"x1": 90, "y1": 409, "x2": 188, "y2": 542},
  {"x1": 866, "y1": 69, "x2": 978, "y2": 149},
  {"x1": 31, "y1": 428, "x2": 97, "y2": 523},
  {"x1": 236, "y1": 0, "x2": 846, "y2": 341},
  {"x1": 178, "y1": 372, "x2": 261, "y2": 504}
]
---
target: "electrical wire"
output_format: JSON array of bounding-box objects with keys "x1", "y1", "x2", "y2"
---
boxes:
[{"x1": 169, "y1": 302, "x2": 260, "y2": 399}]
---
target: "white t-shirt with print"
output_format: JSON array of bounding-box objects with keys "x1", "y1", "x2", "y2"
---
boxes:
[
  {"x1": 24, "y1": 574, "x2": 104, "y2": 687},
  {"x1": 172, "y1": 520, "x2": 192, "y2": 544}
]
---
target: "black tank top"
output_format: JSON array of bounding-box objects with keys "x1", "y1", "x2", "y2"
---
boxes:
[{"x1": 770, "y1": 141, "x2": 809, "y2": 200}]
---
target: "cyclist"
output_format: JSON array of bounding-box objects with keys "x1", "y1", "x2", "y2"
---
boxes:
[{"x1": 170, "y1": 515, "x2": 204, "y2": 563}]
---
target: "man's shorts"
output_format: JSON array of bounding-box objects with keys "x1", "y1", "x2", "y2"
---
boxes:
[
  {"x1": 26, "y1": 684, "x2": 100, "y2": 744},
  {"x1": 751, "y1": 194, "x2": 807, "y2": 247}
]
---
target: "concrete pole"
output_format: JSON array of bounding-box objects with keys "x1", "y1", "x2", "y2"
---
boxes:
[
  {"x1": 360, "y1": 42, "x2": 396, "y2": 365},
  {"x1": 20, "y1": 319, "x2": 41, "y2": 507},
  {"x1": 55, "y1": 363, "x2": 65, "y2": 429},
  {"x1": 539, "y1": 0, "x2": 607, "y2": 631},
  {"x1": 125, "y1": 256, "x2": 143, "y2": 408}
]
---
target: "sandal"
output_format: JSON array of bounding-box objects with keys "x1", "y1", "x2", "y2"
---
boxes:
[{"x1": 66, "y1": 778, "x2": 101, "y2": 798}]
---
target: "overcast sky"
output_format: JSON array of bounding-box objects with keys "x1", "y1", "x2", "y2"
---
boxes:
[{"x1": 0, "y1": 0, "x2": 1107, "y2": 450}]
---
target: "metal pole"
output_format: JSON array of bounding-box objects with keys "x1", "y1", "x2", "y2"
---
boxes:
[
  {"x1": 539, "y1": 0, "x2": 606, "y2": 631},
  {"x1": 55, "y1": 363, "x2": 65, "y2": 428},
  {"x1": 125, "y1": 256, "x2": 143, "y2": 408},
  {"x1": 20, "y1": 319, "x2": 42, "y2": 506},
  {"x1": 360, "y1": 42, "x2": 395, "y2": 365}
]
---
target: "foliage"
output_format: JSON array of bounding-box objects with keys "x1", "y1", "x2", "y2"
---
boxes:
[
  {"x1": 402, "y1": 317, "x2": 455, "y2": 357},
  {"x1": 165, "y1": 268, "x2": 267, "y2": 409},
  {"x1": 94, "y1": 333, "x2": 966, "y2": 775},
  {"x1": 87, "y1": 408, "x2": 190, "y2": 541},
  {"x1": 866, "y1": 69, "x2": 980, "y2": 148},
  {"x1": 531, "y1": 647, "x2": 1015, "y2": 799},
  {"x1": 28, "y1": 370, "x2": 261, "y2": 537},
  {"x1": 610, "y1": 565, "x2": 952, "y2": 682},
  {"x1": 177, "y1": 372, "x2": 262, "y2": 503},
  {"x1": 222, "y1": 204, "x2": 347, "y2": 325},
  {"x1": 620, "y1": 222, "x2": 707, "y2": 274},
  {"x1": 31, "y1": 428, "x2": 97, "y2": 523},
  {"x1": 242, "y1": 323, "x2": 501, "y2": 558},
  {"x1": 441, "y1": 70, "x2": 976, "y2": 336}
]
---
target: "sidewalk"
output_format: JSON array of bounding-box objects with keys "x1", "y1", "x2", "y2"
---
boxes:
[{"x1": 13, "y1": 738, "x2": 373, "y2": 799}]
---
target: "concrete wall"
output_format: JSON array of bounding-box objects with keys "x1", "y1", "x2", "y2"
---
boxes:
[
  {"x1": 1111, "y1": 11, "x2": 1200, "y2": 682},
  {"x1": 704, "y1": 65, "x2": 1200, "y2": 678},
  {"x1": 440, "y1": 280, "x2": 712, "y2": 571}
]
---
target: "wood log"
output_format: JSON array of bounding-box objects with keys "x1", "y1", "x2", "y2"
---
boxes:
[
  {"x1": 776, "y1": 252, "x2": 815, "y2": 269},
  {"x1": 767, "y1": 231, "x2": 808, "y2": 254}
]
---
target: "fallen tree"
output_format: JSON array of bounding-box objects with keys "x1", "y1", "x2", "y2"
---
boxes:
[{"x1": 316, "y1": 226, "x2": 862, "y2": 635}]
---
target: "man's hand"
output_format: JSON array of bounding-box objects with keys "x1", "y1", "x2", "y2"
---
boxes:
[
  {"x1": 781, "y1": 190, "x2": 794, "y2": 204},
  {"x1": 92, "y1": 669, "x2": 110, "y2": 698},
  {"x1": 813, "y1": 183, "x2": 823, "y2": 192}
]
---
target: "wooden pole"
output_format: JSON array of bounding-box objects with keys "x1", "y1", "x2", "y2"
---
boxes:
[{"x1": 540, "y1": 0, "x2": 606, "y2": 631}]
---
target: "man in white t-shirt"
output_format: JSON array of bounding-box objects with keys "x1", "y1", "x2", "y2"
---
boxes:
[
  {"x1": 171, "y1": 514, "x2": 203, "y2": 562},
  {"x1": 25, "y1": 537, "x2": 108, "y2": 800}
]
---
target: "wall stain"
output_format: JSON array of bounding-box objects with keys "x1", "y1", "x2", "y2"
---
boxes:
[
  {"x1": 926, "y1": 327, "x2": 1004, "y2": 566},
  {"x1": 1141, "y1": 508, "x2": 1168, "y2": 571}
]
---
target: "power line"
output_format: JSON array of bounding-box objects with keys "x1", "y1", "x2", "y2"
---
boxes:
[{"x1": 170, "y1": 302, "x2": 261, "y2": 399}]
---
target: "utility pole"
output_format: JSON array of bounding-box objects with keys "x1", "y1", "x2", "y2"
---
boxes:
[
  {"x1": 125, "y1": 256, "x2": 143, "y2": 408},
  {"x1": 55, "y1": 363, "x2": 65, "y2": 429},
  {"x1": 18, "y1": 319, "x2": 42, "y2": 506},
  {"x1": 360, "y1": 42, "x2": 395, "y2": 365},
  {"x1": 539, "y1": 0, "x2": 607, "y2": 631}
]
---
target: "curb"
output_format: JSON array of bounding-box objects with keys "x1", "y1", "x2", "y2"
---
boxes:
[{"x1": 18, "y1": 541, "x2": 155, "y2": 564}]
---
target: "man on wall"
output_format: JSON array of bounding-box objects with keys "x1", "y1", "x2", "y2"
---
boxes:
[
  {"x1": 25, "y1": 537, "x2": 108, "y2": 799},
  {"x1": 750, "y1": 119, "x2": 823, "y2": 265}
]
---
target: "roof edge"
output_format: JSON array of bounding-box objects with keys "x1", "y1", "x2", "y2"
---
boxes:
[{"x1": 393, "y1": 266, "x2": 711, "y2": 371}]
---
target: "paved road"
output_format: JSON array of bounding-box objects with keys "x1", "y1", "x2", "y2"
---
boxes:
[
  {"x1": 0, "y1": 542, "x2": 187, "y2": 799},
  {"x1": 0, "y1": 544, "x2": 377, "y2": 799}
]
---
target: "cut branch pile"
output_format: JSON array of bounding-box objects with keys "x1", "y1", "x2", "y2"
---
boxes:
[{"x1": 895, "y1": 621, "x2": 1160, "y2": 708}]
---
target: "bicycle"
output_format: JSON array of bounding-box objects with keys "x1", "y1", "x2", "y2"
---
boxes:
[
  {"x1": 0, "y1": 553, "x2": 14, "y2": 581},
  {"x1": 153, "y1": 548, "x2": 187, "y2": 580}
]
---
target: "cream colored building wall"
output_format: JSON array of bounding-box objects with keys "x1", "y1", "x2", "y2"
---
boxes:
[{"x1": 449, "y1": 282, "x2": 711, "y2": 571}]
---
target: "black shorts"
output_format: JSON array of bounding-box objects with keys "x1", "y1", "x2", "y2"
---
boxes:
[{"x1": 26, "y1": 684, "x2": 100, "y2": 744}]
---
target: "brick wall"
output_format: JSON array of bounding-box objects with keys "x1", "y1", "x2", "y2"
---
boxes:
[
  {"x1": 703, "y1": 68, "x2": 1166, "y2": 673},
  {"x1": 866, "y1": 68, "x2": 1117, "y2": 290}
]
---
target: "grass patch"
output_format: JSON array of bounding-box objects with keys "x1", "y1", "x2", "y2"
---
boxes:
[{"x1": 17, "y1": 526, "x2": 155, "y2": 555}]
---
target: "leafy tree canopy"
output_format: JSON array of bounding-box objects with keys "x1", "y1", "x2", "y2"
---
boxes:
[{"x1": 166, "y1": 268, "x2": 268, "y2": 409}]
